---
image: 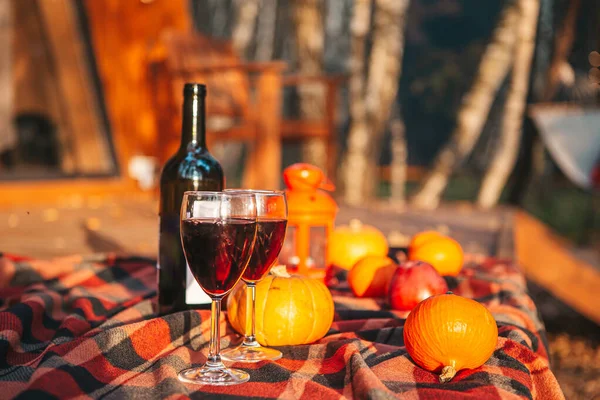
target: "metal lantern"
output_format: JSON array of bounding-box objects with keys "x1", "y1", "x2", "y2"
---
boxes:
[{"x1": 279, "y1": 163, "x2": 338, "y2": 280}]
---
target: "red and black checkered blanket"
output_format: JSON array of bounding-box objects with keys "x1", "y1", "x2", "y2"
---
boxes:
[{"x1": 0, "y1": 253, "x2": 564, "y2": 399}]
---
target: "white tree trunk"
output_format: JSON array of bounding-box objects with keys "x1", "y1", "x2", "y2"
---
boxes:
[
  {"x1": 292, "y1": 0, "x2": 327, "y2": 170},
  {"x1": 543, "y1": 0, "x2": 580, "y2": 101},
  {"x1": 341, "y1": 0, "x2": 409, "y2": 206},
  {"x1": 389, "y1": 109, "x2": 407, "y2": 206},
  {"x1": 364, "y1": 0, "x2": 409, "y2": 198},
  {"x1": 0, "y1": 0, "x2": 15, "y2": 154},
  {"x1": 410, "y1": 0, "x2": 522, "y2": 210},
  {"x1": 477, "y1": 0, "x2": 540, "y2": 208},
  {"x1": 340, "y1": 0, "x2": 371, "y2": 204},
  {"x1": 231, "y1": 0, "x2": 259, "y2": 59},
  {"x1": 214, "y1": 0, "x2": 261, "y2": 183},
  {"x1": 255, "y1": 0, "x2": 278, "y2": 62}
]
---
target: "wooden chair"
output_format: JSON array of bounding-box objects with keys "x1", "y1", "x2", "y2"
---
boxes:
[
  {"x1": 279, "y1": 74, "x2": 345, "y2": 184},
  {"x1": 148, "y1": 30, "x2": 344, "y2": 189}
]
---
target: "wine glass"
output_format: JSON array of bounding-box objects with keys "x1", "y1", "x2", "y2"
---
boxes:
[
  {"x1": 178, "y1": 191, "x2": 257, "y2": 386},
  {"x1": 222, "y1": 190, "x2": 287, "y2": 362}
]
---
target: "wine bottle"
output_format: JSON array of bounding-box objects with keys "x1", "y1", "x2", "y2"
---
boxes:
[{"x1": 158, "y1": 83, "x2": 224, "y2": 313}]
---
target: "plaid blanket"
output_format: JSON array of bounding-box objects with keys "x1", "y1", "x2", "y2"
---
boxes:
[{"x1": 0, "y1": 252, "x2": 564, "y2": 399}]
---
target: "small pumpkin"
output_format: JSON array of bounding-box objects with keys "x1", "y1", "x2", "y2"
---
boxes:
[
  {"x1": 403, "y1": 292, "x2": 498, "y2": 383},
  {"x1": 227, "y1": 266, "x2": 335, "y2": 346},
  {"x1": 328, "y1": 219, "x2": 389, "y2": 270},
  {"x1": 408, "y1": 231, "x2": 464, "y2": 276},
  {"x1": 348, "y1": 255, "x2": 397, "y2": 298}
]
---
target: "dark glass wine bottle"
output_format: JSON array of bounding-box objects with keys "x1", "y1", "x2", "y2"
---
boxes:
[{"x1": 158, "y1": 83, "x2": 224, "y2": 314}]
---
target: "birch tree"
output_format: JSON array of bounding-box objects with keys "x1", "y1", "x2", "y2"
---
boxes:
[
  {"x1": 231, "y1": 0, "x2": 259, "y2": 59},
  {"x1": 212, "y1": 0, "x2": 260, "y2": 180},
  {"x1": 389, "y1": 104, "x2": 407, "y2": 206},
  {"x1": 478, "y1": 0, "x2": 540, "y2": 208},
  {"x1": 0, "y1": 0, "x2": 15, "y2": 157},
  {"x1": 543, "y1": 0, "x2": 580, "y2": 101},
  {"x1": 410, "y1": 0, "x2": 523, "y2": 209},
  {"x1": 254, "y1": 0, "x2": 278, "y2": 61},
  {"x1": 291, "y1": 0, "x2": 327, "y2": 170},
  {"x1": 341, "y1": 0, "x2": 410, "y2": 205}
]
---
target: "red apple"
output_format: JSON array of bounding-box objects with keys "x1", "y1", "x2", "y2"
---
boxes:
[{"x1": 387, "y1": 260, "x2": 448, "y2": 311}]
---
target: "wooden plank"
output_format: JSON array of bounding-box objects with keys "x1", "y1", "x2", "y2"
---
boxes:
[
  {"x1": 0, "y1": 195, "x2": 157, "y2": 259},
  {"x1": 0, "y1": 177, "x2": 138, "y2": 207},
  {"x1": 37, "y1": 0, "x2": 114, "y2": 174},
  {"x1": 0, "y1": 0, "x2": 15, "y2": 155},
  {"x1": 378, "y1": 165, "x2": 427, "y2": 182},
  {"x1": 514, "y1": 210, "x2": 600, "y2": 325},
  {"x1": 243, "y1": 69, "x2": 282, "y2": 190},
  {"x1": 280, "y1": 121, "x2": 329, "y2": 138},
  {"x1": 84, "y1": 0, "x2": 191, "y2": 174}
]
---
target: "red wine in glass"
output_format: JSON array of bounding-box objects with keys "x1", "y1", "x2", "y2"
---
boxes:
[
  {"x1": 221, "y1": 190, "x2": 287, "y2": 363},
  {"x1": 242, "y1": 218, "x2": 287, "y2": 282},
  {"x1": 182, "y1": 218, "x2": 256, "y2": 296}
]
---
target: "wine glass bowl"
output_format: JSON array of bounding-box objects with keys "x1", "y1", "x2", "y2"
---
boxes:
[
  {"x1": 178, "y1": 191, "x2": 257, "y2": 386},
  {"x1": 221, "y1": 189, "x2": 288, "y2": 363}
]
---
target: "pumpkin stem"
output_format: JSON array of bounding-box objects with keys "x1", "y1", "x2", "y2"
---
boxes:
[
  {"x1": 270, "y1": 265, "x2": 291, "y2": 278},
  {"x1": 439, "y1": 365, "x2": 457, "y2": 383},
  {"x1": 349, "y1": 219, "x2": 363, "y2": 230}
]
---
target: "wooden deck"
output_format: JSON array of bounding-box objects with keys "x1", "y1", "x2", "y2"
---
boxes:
[
  {"x1": 0, "y1": 196, "x2": 513, "y2": 259},
  {"x1": 1, "y1": 195, "x2": 598, "y2": 324},
  {"x1": 514, "y1": 211, "x2": 600, "y2": 325}
]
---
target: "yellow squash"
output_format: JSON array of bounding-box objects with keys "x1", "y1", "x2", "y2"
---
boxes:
[{"x1": 227, "y1": 266, "x2": 335, "y2": 346}]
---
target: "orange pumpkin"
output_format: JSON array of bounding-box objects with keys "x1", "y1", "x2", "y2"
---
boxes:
[
  {"x1": 408, "y1": 231, "x2": 463, "y2": 276},
  {"x1": 328, "y1": 219, "x2": 389, "y2": 270},
  {"x1": 348, "y1": 256, "x2": 397, "y2": 298},
  {"x1": 403, "y1": 292, "x2": 498, "y2": 382},
  {"x1": 227, "y1": 266, "x2": 334, "y2": 346}
]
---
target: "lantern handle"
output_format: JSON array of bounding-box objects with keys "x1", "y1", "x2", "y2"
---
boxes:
[
  {"x1": 283, "y1": 163, "x2": 335, "y2": 192},
  {"x1": 319, "y1": 176, "x2": 335, "y2": 191}
]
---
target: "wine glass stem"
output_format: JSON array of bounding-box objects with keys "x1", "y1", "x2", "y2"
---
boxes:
[
  {"x1": 208, "y1": 298, "x2": 223, "y2": 366},
  {"x1": 243, "y1": 282, "x2": 259, "y2": 346}
]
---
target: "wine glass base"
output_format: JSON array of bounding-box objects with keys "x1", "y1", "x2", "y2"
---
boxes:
[
  {"x1": 221, "y1": 344, "x2": 282, "y2": 363},
  {"x1": 178, "y1": 365, "x2": 250, "y2": 386}
]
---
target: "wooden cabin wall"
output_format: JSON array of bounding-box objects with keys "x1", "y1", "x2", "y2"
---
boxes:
[
  {"x1": 83, "y1": 0, "x2": 191, "y2": 171},
  {"x1": 8, "y1": 0, "x2": 116, "y2": 175},
  {"x1": 0, "y1": 0, "x2": 133, "y2": 203},
  {"x1": 37, "y1": 0, "x2": 115, "y2": 174}
]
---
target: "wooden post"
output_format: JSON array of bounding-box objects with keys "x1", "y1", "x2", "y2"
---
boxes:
[
  {"x1": 325, "y1": 79, "x2": 338, "y2": 183},
  {"x1": 0, "y1": 0, "x2": 15, "y2": 156},
  {"x1": 245, "y1": 69, "x2": 282, "y2": 190}
]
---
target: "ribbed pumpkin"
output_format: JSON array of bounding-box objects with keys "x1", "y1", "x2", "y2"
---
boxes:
[
  {"x1": 403, "y1": 292, "x2": 498, "y2": 382},
  {"x1": 348, "y1": 255, "x2": 397, "y2": 298},
  {"x1": 227, "y1": 266, "x2": 334, "y2": 346},
  {"x1": 408, "y1": 231, "x2": 464, "y2": 276},
  {"x1": 328, "y1": 219, "x2": 389, "y2": 270}
]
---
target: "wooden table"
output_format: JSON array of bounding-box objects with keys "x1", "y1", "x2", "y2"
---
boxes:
[{"x1": 1, "y1": 195, "x2": 598, "y2": 325}]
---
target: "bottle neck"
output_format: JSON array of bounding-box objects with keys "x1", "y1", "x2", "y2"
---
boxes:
[{"x1": 180, "y1": 90, "x2": 207, "y2": 149}]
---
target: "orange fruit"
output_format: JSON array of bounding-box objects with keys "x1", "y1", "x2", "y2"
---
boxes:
[
  {"x1": 348, "y1": 255, "x2": 397, "y2": 298},
  {"x1": 408, "y1": 231, "x2": 463, "y2": 276}
]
